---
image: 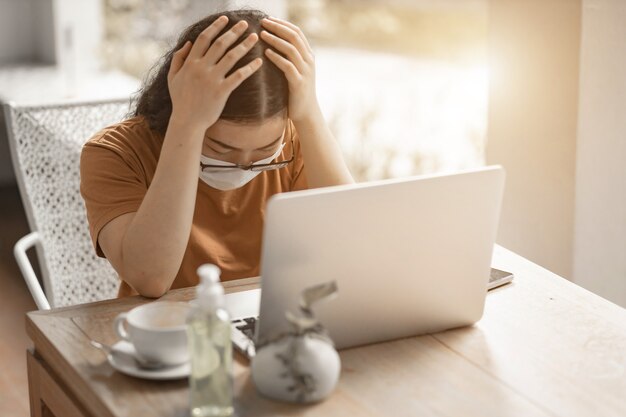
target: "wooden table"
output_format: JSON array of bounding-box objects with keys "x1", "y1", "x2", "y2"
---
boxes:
[{"x1": 26, "y1": 246, "x2": 626, "y2": 417}]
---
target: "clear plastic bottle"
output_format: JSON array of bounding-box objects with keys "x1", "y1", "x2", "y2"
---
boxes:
[{"x1": 187, "y1": 264, "x2": 233, "y2": 417}]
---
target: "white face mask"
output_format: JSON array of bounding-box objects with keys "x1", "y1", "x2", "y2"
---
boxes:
[{"x1": 199, "y1": 143, "x2": 285, "y2": 191}]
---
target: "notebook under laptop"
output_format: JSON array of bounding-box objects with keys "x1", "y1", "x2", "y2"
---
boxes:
[{"x1": 225, "y1": 166, "x2": 506, "y2": 357}]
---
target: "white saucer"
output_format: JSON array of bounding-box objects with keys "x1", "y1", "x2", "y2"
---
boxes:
[{"x1": 107, "y1": 340, "x2": 190, "y2": 381}]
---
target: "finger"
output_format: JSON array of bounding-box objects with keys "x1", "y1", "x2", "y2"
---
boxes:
[
  {"x1": 264, "y1": 49, "x2": 300, "y2": 85},
  {"x1": 223, "y1": 58, "x2": 264, "y2": 91},
  {"x1": 188, "y1": 15, "x2": 229, "y2": 60},
  {"x1": 264, "y1": 16, "x2": 313, "y2": 54},
  {"x1": 168, "y1": 41, "x2": 192, "y2": 82},
  {"x1": 203, "y1": 20, "x2": 249, "y2": 64},
  {"x1": 265, "y1": 16, "x2": 312, "y2": 50},
  {"x1": 260, "y1": 19, "x2": 313, "y2": 65},
  {"x1": 260, "y1": 30, "x2": 306, "y2": 73},
  {"x1": 214, "y1": 33, "x2": 259, "y2": 75}
]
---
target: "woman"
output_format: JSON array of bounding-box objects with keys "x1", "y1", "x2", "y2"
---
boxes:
[{"x1": 80, "y1": 9, "x2": 353, "y2": 298}]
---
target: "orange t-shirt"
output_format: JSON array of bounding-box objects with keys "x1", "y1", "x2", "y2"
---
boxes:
[{"x1": 79, "y1": 116, "x2": 307, "y2": 297}]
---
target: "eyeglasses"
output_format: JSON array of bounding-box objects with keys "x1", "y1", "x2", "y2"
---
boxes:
[{"x1": 200, "y1": 130, "x2": 295, "y2": 173}]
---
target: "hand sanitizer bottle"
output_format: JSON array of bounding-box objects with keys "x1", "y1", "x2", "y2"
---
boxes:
[{"x1": 187, "y1": 264, "x2": 233, "y2": 417}]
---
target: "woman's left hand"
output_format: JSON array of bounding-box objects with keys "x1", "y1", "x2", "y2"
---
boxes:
[{"x1": 260, "y1": 17, "x2": 319, "y2": 124}]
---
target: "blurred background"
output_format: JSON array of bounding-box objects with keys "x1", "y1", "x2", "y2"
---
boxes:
[
  {"x1": 0, "y1": 0, "x2": 625, "y2": 414},
  {"x1": 0, "y1": 0, "x2": 490, "y2": 182}
]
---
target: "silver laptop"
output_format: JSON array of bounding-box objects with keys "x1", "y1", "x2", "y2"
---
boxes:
[{"x1": 227, "y1": 166, "x2": 506, "y2": 357}]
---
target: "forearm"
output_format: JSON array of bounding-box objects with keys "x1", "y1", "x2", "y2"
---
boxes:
[
  {"x1": 121, "y1": 117, "x2": 204, "y2": 295},
  {"x1": 294, "y1": 105, "x2": 354, "y2": 188}
]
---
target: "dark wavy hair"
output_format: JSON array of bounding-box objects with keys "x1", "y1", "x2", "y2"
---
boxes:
[{"x1": 133, "y1": 9, "x2": 289, "y2": 136}]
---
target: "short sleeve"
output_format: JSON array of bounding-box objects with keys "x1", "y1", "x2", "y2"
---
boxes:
[{"x1": 80, "y1": 141, "x2": 147, "y2": 257}]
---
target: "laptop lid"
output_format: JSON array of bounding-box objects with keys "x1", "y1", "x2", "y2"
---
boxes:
[{"x1": 256, "y1": 165, "x2": 505, "y2": 349}]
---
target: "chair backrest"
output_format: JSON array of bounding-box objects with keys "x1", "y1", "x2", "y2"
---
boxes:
[{"x1": 4, "y1": 99, "x2": 133, "y2": 307}]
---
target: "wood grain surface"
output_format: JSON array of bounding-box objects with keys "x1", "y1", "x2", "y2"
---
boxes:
[{"x1": 25, "y1": 247, "x2": 626, "y2": 417}]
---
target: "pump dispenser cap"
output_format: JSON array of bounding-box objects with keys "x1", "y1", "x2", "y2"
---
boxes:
[
  {"x1": 196, "y1": 263, "x2": 224, "y2": 307},
  {"x1": 197, "y1": 264, "x2": 221, "y2": 285}
]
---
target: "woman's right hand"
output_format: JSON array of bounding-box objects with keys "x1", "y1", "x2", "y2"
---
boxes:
[{"x1": 167, "y1": 16, "x2": 263, "y2": 131}]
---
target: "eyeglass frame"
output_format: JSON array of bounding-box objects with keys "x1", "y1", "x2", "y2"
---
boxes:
[{"x1": 199, "y1": 124, "x2": 295, "y2": 173}]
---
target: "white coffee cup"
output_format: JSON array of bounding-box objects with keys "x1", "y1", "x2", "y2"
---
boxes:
[{"x1": 113, "y1": 301, "x2": 191, "y2": 366}]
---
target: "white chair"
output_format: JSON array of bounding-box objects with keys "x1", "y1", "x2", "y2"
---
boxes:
[{"x1": 4, "y1": 99, "x2": 132, "y2": 309}]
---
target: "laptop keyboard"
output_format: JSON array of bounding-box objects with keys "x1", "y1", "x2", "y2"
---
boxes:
[{"x1": 232, "y1": 317, "x2": 258, "y2": 340}]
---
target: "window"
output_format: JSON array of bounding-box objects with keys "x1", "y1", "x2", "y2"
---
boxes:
[{"x1": 103, "y1": 0, "x2": 488, "y2": 181}]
